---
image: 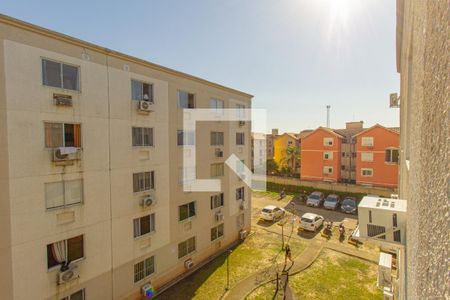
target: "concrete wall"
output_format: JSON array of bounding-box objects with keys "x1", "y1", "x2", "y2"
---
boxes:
[{"x1": 397, "y1": 1, "x2": 449, "y2": 298}]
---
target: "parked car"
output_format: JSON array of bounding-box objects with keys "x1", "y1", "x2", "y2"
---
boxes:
[
  {"x1": 260, "y1": 205, "x2": 286, "y2": 221},
  {"x1": 299, "y1": 213, "x2": 324, "y2": 232},
  {"x1": 341, "y1": 197, "x2": 358, "y2": 214},
  {"x1": 323, "y1": 194, "x2": 341, "y2": 210},
  {"x1": 306, "y1": 191, "x2": 325, "y2": 207}
]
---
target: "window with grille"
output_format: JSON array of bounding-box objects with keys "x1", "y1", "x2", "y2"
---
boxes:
[
  {"x1": 210, "y1": 193, "x2": 224, "y2": 209},
  {"x1": 178, "y1": 237, "x2": 196, "y2": 258},
  {"x1": 132, "y1": 127, "x2": 154, "y2": 146},
  {"x1": 133, "y1": 171, "x2": 155, "y2": 192},
  {"x1": 210, "y1": 132, "x2": 224, "y2": 146},
  {"x1": 45, "y1": 180, "x2": 83, "y2": 209},
  {"x1": 133, "y1": 214, "x2": 155, "y2": 238},
  {"x1": 134, "y1": 256, "x2": 155, "y2": 283},
  {"x1": 179, "y1": 202, "x2": 196, "y2": 221}
]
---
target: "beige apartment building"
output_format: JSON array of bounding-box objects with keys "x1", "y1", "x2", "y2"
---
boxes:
[{"x1": 0, "y1": 15, "x2": 252, "y2": 300}]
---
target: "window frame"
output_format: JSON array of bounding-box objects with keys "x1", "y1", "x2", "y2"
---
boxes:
[
  {"x1": 42, "y1": 58, "x2": 80, "y2": 91},
  {"x1": 61, "y1": 289, "x2": 85, "y2": 300},
  {"x1": 236, "y1": 132, "x2": 245, "y2": 145},
  {"x1": 385, "y1": 148, "x2": 399, "y2": 164},
  {"x1": 323, "y1": 151, "x2": 333, "y2": 160},
  {"x1": 132, "y1": 127, "x2": 154, "y2": 147},
  {"x1": 210, "y1": 163, "x2": 225, "y2": 177},
  {"x1": 323, "y1": 166, "x2": 333, "y2": 174},
  {"x1": 47, "y1": 235, "x2": 85, "y2": 271},
  {"x1": 131, "y1": 79, "x2": 154, "y2": 102},
  {"x1": 236, "y1": 187, "x2": 245, "y2": 201},
  {"x1": 323, "y1": 137, "x2": 334, "y2": 146},
  {"x1": 361, "y1": 152, "x2": 374, "y2": 162},
  {"x1": 177, "y1": 90, "x2": 196, "y2": 109},
  {"x1": 133, "y1": 256, "x2": 155, "y2": 283},
  {"x1": 178, "y1": 201, "x2": 196, "y2": 222},
  {"x1": 44, "y1": 122, "x2": 82, "y2": 149},
  {"x1": 178, "y1": 236, "x2": 196, "y2": 259},
  {"x1": 133, "y1": 214, "x2": 156, "y2": 239},
  {"x1": 210, "y1": 98, "x2": 224, "y2": 114},
  {"x1": 361, "y1": 137, "x2": 374, "y2": 147},
  {"x1": 45, "y1": 179, "x2": 84, "y2": 210},
  {"x1": 210, "y1": 223, "x2": 224, "y2": 241},
  {"x1": 361, "y1": 168, "x2": 374, "y2": 177},
  {"x1": 210, "y1": 193, "x2": 224, "y2": 209},
  {"x1": 210, "y1": 131, "x2": 225, "y2": 146},
  {"x1": 133, "y1": 171, "x2": 155, "y2": 193}
]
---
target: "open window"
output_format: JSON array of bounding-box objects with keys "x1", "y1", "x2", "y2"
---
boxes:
[
  {"x1": 131, "y1": 79, "x2": 153, "y2": 102},
  {"x1": 45, "y1": 123, "x2": 81, "y2": 148},
  {"x1": 47, "y1": 235, "x2": 84, "y2": 270}
]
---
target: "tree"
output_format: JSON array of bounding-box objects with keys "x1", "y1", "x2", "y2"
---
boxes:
[
  {"x1": 282, "y1": 146, "x2": 300, "y2": 176},
  {"x1": 266, "y1": 159, "x2": 279, "y2": 175}
]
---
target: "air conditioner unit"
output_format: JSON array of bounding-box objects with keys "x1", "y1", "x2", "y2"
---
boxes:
[
  {"x1": 240, "y1": 201, "x2": 247, "y2": 210},
  {"x1": 215, "y1": 148, "x2": 223, "y2": 158},
  {"x1": 215, "y1": 212, "x2": 224, "y2": 222},
  {"x1": 239, "y1": 230, "x2": 248, "y2": 240},
  {"x1": 141, "y1": 196, "x2": 153, "y2": 208},
  {"x1": 239, "y1": 121, "x2": 245, "y2": 126},
  {"x1": 53, "y1": 94, "x2": 73, "y2": 106},
  {"x1": 141, "y1": 283, "x2": 155, "y2": 299},
  {"x1": 184, "y1": 259, "x2": 194, "y2": 270},
  {"x1": 53, "y1": 147, "x2": 80, "y2": 162},
  {"x1": 139, "y1": 100, "x2": 153, "y2": 112},
  {"x1": 58, "y1": 265, "x2": 79, "y2": 284}
]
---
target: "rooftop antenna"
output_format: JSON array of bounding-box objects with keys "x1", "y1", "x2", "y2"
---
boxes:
[{"x1": 326, "y1": 105, "x2": 331, "y2": 128}]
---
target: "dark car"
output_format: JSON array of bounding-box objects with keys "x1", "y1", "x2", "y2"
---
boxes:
[{"x1": 341, "y1": 197, "x2": 357, "y2": 214}]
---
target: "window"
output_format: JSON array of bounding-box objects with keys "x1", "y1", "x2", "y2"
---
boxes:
[
  {"x1": 323, "y1": 166, "x2": 333, "y2": 174},
  {"x1": 211, "y1": 224, "x2": 224, "y2": 241},
  {"x1": 394, "y1": 230, "x2": 401, "y2": 242},
  {"x1": 341, "y1": 165, "x2": 345, "y2": 171},
  {"x1": 323, "y1": 137, "x2": 333, "y2": 146},
  {"x1": 179, "y1": 167, "x2": 196, "y2": 185},
  {"x1": 132, "y1": 127, "x2": 154, "y2": 146},
  {"x1": 42, "y1": 59, "x2": 79, "y2": 91},
  {"x1": 385, "y1": 149, "x2": 399, "y2": 163},
  {"x1": 44, "y1": 123, "x2": 81, "y2": 148},
  {"x1": 361, "y1": 137, "x2": 374, "y2": 147},
  {"x1": 210, "y1": 132, "x2": 224, "y2": 146},
  {"x1": 361, "y1": 168, "x2": 373, "y2": 177},
  {"x1": 47, "y1": 235, "x2": 84, "y2": 269},
  {"x1": 133, "y1": 214, "x2": 155, "y2": 238},
  {"x1": 178, "y1": 237, "x2": 196, "y2": 258},
  {"x1": 210, "y1": 98, "x2": 224, "y2": 113},
  {"x1": 131, "y1": 79, "x2": 153, "y2": 102},
  {"x1": 210, "y1": 193, "x2": 224, "y2": 209},
  {"x1": 177, "y1": 130, "x2": 195, "y2": 146},
  {"x1": 133, "y1": 171, "x2": 155, "y2": 192},
  {"x1": 342, "y1": 152, "x2": 346, "y2": 157},
  {"x1": 393, "y1": 213, "x2": 398, "y2": 227},
  {"x1": 61, "y1": 289, "x2": 85, "y2": 300},
  {"x1": 236, "y1": 103, "x2": 245, "y2": 120},
  {"x1": 323, "y1": 151, "x2": 333, "y2": 160},
  {"x1": 367, "y1": 224, "x2": 386, "y2": 239},
  {"x1": 361, "y1": 152, "x2": 374, "y2": 162},
  {"x1": 179, "y1": 201, "x2": 196, "y2": 221},
  {"x1": 210, "y1": 163, "x2": 224, "y2": 177},
  {"x1": 45, "y1": 180, "x2": 83, "y2": 209},
  {"x1": 236, "y1": 187, "x2": 245, "y2": 200},
  {"x1": 134, "y1": 256, "x2": 155, "y2": 283},
  {"x1": 177, "y1": 91, "x2": 195, "y2": 108},
  {"x1": 369, "y1": 210, "x2": 372, "y2": 223},
  {"x1": 236, "y1": 132, "x2": 245, "y2": 145}
]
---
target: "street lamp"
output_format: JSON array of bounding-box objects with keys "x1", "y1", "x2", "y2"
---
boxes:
[{"x1": 226, "y1": 249, "x2": 232, "y2": 291}]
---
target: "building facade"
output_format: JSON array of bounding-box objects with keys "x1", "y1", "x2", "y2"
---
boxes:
[
  {"x1": 396, "y1": 1, "x2": 449, "y2": 299},
  {"x1": 0, "y1": 15, "x2": 252, "y2": 300},
  {"x1": 273, "y1": 133, "x2": 300, "y2": 174},
  {"x1": 251, "y1": 132, "x2": 266, "y2": 172}
]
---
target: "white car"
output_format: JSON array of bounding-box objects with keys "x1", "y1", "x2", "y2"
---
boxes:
[
  {"x1": 299, "y1": 213, "x2": 324, "y2": 232},
  {"x1": 260, "y1": 205, "x2": 286, "y2": 221}
]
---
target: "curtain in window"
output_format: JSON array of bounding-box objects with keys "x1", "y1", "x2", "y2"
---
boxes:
[
  {"x1": 45, "y1": 123, "x2": 63, "y2": 148},
  {"x1": 73, "y1": 124, "x2": 81, "y2": 148},
  {"x1": 51, "y1": 241, "x2": 67, "y2": 264}
]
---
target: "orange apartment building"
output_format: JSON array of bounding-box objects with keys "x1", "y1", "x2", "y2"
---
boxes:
[
  {"x1": 300, "y1": 122, "x2": 399, "y2": 188},
  {"x1": 300, "y1": 127, "x2": 343, "y2": 182},
  {"x1": 354, "y1": 124, "x2": 399, "y2": 188}
]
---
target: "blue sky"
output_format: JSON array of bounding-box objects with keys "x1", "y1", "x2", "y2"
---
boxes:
[{"x1": 0, "y1": 0, "x2": 399, "y2": 133}]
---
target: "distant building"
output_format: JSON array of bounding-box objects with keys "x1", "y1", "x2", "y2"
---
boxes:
[
  {"x1": 273, "y1": 133, "x2": 300, "y2": 174},
  {"x1": 300, "y1": 122, "x2": 399, "y2": 188},
  {"x1": 265, "y1": 128, "x2": 278, "y2": 159},
  {"x1": 251, "y1": 132, "x2": 266, "y2": 172}
]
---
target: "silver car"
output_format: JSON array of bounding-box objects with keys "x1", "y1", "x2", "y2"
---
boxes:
[
  {"x1": 306, "y1": 192, "x2": 324, "y2": 207},
  {"x1": 324, "y1": 194, "x2": 341, "y2": 210}
]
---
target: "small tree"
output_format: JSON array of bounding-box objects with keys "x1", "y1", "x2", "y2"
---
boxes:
[
  {"x1": 266, "y1": 159, "x2": 279, "y2": 175},
  {"x1": 282, "y1": 146, "x2": 300, "y2": 176}
]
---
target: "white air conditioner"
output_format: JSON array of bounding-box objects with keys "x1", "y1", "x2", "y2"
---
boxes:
[
  {"x1": 215, "y1": 148, "x2": 223, "y2": 158},
  {"x1": 141, "y1": 283, "x2": 155, "y2": 298},
  {"x1": 239, "y1": 120, "x2": 245, "y2": 126},
  {"x1": 239, "y1": 230, "x2": 248, "y2": 240},
  {"x1": 141, "y1": 196, "x2": 153, "y2": 208},
  {"x1": 58, "y1": 265, "x2": 79, "y2": 284},
  {"x1": 53, "y1": 147, "x2": 80, "y2": 162},
  {"x1": 184, "y1": 259, "x2": 194, "y2": 270},
  {"x1": 53, "y1": 94, "x2": 73, "y2": 106},
  {"x1": 215, "y1": 212, "x2": 224, "y2": 222},
  {"x1": 139, "y1": 100, "x2": 153, "y2": 112}
]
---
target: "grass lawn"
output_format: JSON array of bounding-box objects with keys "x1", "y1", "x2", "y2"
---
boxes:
[
  {"x1": 157, "y1": 229, "x2": 305, "y2": 300},
  {"x1": 247, "y1": 250, "x2": 383, "y2": 300}
]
